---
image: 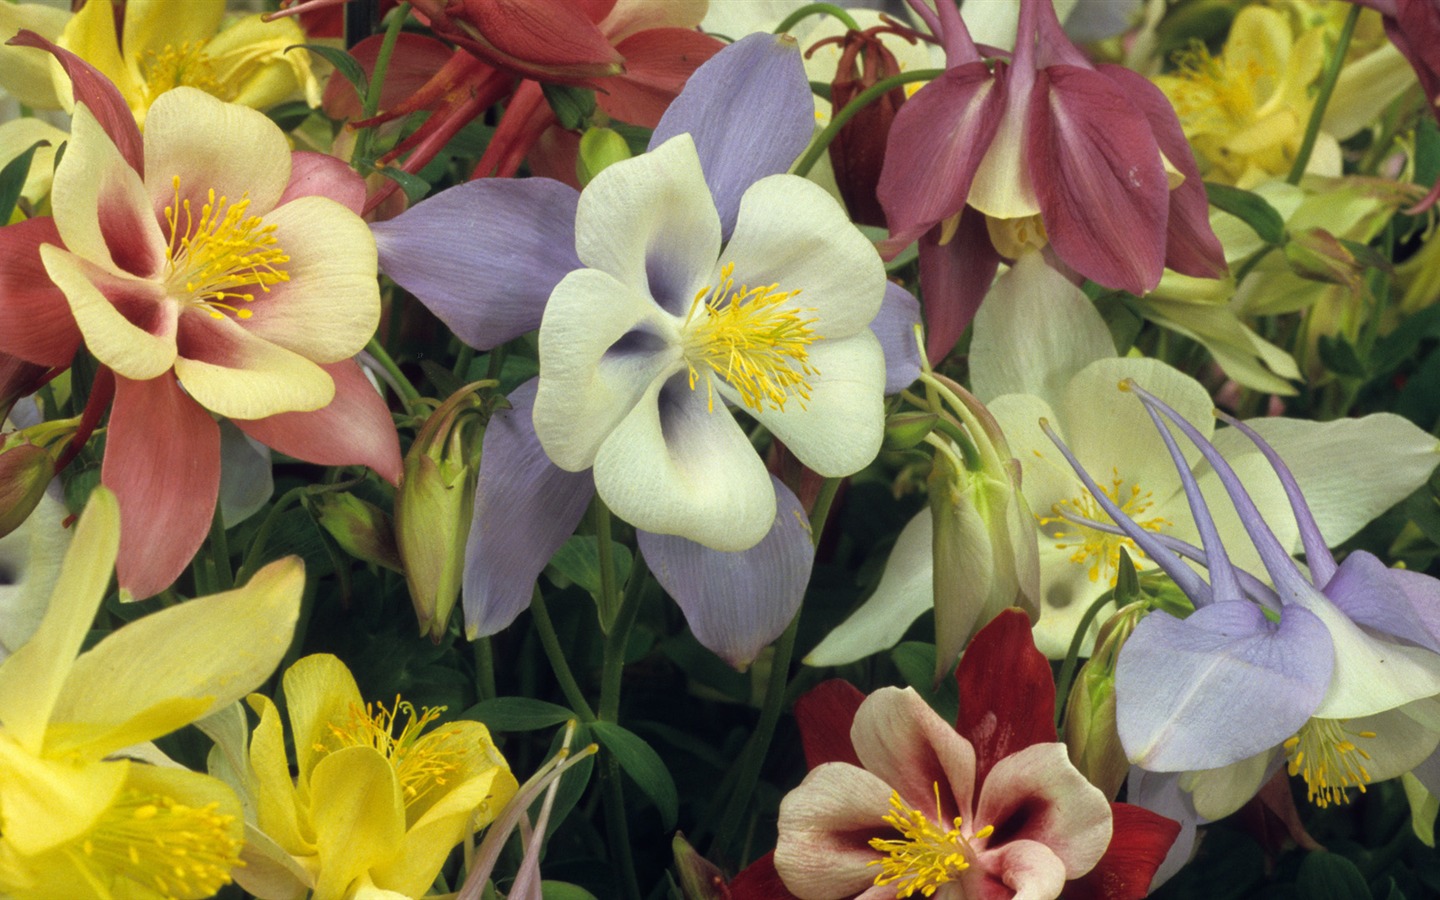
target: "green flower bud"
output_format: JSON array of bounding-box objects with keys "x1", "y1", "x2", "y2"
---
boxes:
[
  {"x1": 313, "y1": 492, "x2": 402, "y2": 573},
  {"x1": 577, "y1": 126, "x2": 632, "y2": 187}
]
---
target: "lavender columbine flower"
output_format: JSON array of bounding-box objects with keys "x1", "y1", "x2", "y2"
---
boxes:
[
  {"x1": 371, "y1": 33, "x2": 922, "y2": 666},
  {"x1": 1044, "y1": 381, "x2": 1440, "y2": 819}
]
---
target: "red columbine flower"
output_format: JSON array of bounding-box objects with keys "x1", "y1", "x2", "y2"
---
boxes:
[
  {"x1": 877, "y1": 0, "x2": 1226, "y2": 362},
  {"x1": 731, "y1": 609, "x2": 1180, "y2": 900}
]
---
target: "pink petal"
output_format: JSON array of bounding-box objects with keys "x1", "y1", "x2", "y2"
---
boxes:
[
  {"x1": 7, "y1": 30, "x2": 143, "y2": 177},
  {"x1": 973, "y1": 839, "x2": 1067, "y2": 900},
  {"x1": 0, "y1": 217, "x2": 81, "y2": 366},
  {"x1": 794, "y1": 679, "x2": 866, "y2": 770},
  {"x1": 955, "y1": 608, "x2": 1056, "y2": 792},
  {"x1": 1098, "y1": 64, "x2": 1227, "y2": 281},
  {"x1": 599, "y1": 28, "x2": 723, "y2": 128},
  {"x1": 850, "y1": 687, "x2": 977, "y2": 825},
  {"x1": 278, "y1": 152, "x2": 368, "y2": 214},
  {"x1": 774, "y1": 762, "x2": 896, "y2": 899},
  {"x1": 104, "y1": 372, "x2": 220, "y2": 600},
  {"x1": 973, "y1": 743, "x2": 1112, "y2": 879},
  {"x1": 877, "y1": 62, "x2": 1004, "y2": 246},
  {"x1": 235, "y1": 359, "x2": 402, "y2": 485},
  {"x1": 1061, "y1": 802, "x2": 1181, "y2": 900},
  {"x1": 1028, "y1": 65, "x2": 1168, "y2": 295},
  {"x1": 917, "y1": 209, "x2": 1001, "y2": 364}
]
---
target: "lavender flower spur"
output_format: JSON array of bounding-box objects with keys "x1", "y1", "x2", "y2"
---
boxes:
[{"x1": 1044, "y1": 381, "x2": 1440, "y2": 819}]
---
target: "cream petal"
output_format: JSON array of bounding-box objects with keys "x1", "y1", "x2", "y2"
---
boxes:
[
  {"x1": 774, "y1": 762, "x2": 896, "y2": 900},
  {"x1": 143, "y1": 87, "x2": 291, "y2": 223},
  {"x1": 850, "y1": 686, "x2": 977, "y2": 823},
  {"x1": 974, "y1": 743, "x2": 1111, "y2": 878},
  {"x1": 593, "y1": 377, "x2": 776, "y2": 551},
  {"x1": 967, "y1": 80, "x2": 1040, "y2": 220},
  {"x1": 237, "y1": 195, "x2": 380, "y2": 363},
  {"x1": 174, "y1": 312, "x2": 335, "y2": 419},
  {"x1": 1183, "y1": 747, "x2": 1276, "y2": 822},
  {"x1": 40, "y1": 244, "x2": 177, "y2": 380},
  {"x1": 720, "y1": 173, "x2": 886, "y2": 338},
  {"x1": 1303, "y1": 593, "x2": 1440, "y2": 719},
  {"x1": 749, "y1": 332, "x2": 885, "y2": 477},
  {"x1": 0, "y1": 118, "x2": 68, "y2": 204},
  {"x1": 573, "y1": 133, "x2": 720, "y2": 315},
  {"x1": 533, "y1": 267, "x2": 681, "y2": 471}
]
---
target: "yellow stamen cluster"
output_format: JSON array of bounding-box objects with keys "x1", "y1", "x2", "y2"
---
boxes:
[
  {"x1": 1284, "y1": 718, "x2": 1377, "y2": 808},
  {"x1": 1161, "y1": 41, "x2": 1266, "y2": 134},
  {"x1": 143, "y1": 42, "x2": 227, "y2": 102},
  {"x1": 164, "y1": 176, "x2": 289, "y2": 320},
  {"x1": 1037, "y1": 466, "x2": 1170, "y2": 584},
  {"x1": 867, "y1": 785, "x2": 994, "y2": 898},
  {"x1": 72, "y1": 789, "x2": 242, "y2": 898},
  {"x1": 323, "y1": 697, "x2": 467, "y2": 804},
  {"x1": 682, "y1": 262, "x2": 819, "y2": 413}
]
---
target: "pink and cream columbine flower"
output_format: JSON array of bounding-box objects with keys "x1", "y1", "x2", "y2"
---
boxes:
[
  {"x1": 0, "y1": 37, "x2": 396, "y2": 599},
  {"x1": 763, "y1": 610, "x2": 1179, "y2": 900}
]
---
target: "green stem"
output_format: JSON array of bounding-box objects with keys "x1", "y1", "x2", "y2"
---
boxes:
[
  {"x1": 596, "y1": 553, "x2": 647, "y2": 900},
  {"x1": 207, "y1": 504, "x2": 233, "y2": 592},
  {"x1": 792, "y1": 69, "x2": 944, "y2": 178},
  {"x1": 235, "y1": 486, "x2": 308, "y2": 584},
  {"x1": 713, "y1": 477, "x2": 841, "y2": 857},
  {"x1": 472, "y1": 637, "x2": 496, "y2": 703},
  {"x1": 594, "y1": 499, "x2": 621, "y2": 632},
  {"x1": 1286, "y1": 5, "x2": 1360, "y2": 185},
  {"x1": 351, "y1": 2, "x2": 411, "y2": 166},
  {"x1": 530, "y1": 588, "x2": 597, "y2": 722},
  {"x1": 773, "y1": 2, "x2": 860, "y2": 34},
  {"x1": 453, "y1": 344, "x2": 476, "y2": 380},
  {"x1": 1054, "y1": 590, "x2": 1121, "y2": 727},
  {"x1": 365, "y1": 336, "x2": 423, "y2": 415},
  {"x1": 602, "y1": 758, "x2": 643, "y2": 900}
]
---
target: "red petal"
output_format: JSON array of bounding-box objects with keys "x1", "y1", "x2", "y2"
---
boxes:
[
  {"x1": 104, "y1": 372, "x2": 220, "y2": 600},
  {"x1": 918, "y1": 210, "x2": 1000, "y2": 364},
  {"x1": 793, "y1": 679, "x2": 865, "y2": 769},
  {"x1": 0, "y1": 218, "x2": 81, "y2": 366},
  {"x1": 452, "y1": 0, "x2": 623, "y2": 82},
  {"x1": 955, "y1": 608, "x2": 1056, "y2": 790},
  {"x1": 877, "y1": 61, "x2": 1004, "y2": 246},
  {"x1": 7, "y1": 31, "x2": 143, "y2": 177},
  {"x1": 1029, "y1": 66, "x2": 1168, "y2": 295},
  {"x1": 600, "y1": 28, "x2": 724, "y2": 128},
  {"x1": 235, "y1": 359, "x2": 402, "y2": 485},
  {"x1": 1061, "y1": 803, "x2": 1181, "y2": 900},
  {"x1": 1098, "y1": 65, "x2": 1226, "y2": 281},
  {"x1": 470, "y1": 79, "x2": 554, "y2": 180},
  {"x1": 728, "y1": 852, "x2": 802, "y2": 900},
  {"x1": 278, "y1": 152, "x2": 368, "y2": 215}
]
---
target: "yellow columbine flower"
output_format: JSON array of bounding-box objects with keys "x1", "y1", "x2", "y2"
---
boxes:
[
  {"x1": 235, "y1": 654, "x2": 519, "y2": 900},
  {"x1": 50, "y1": 0, "x2": 319, "y2": 127},
  {"x1": 0, "y1": 487, "x2": 306, "y2": 899}
]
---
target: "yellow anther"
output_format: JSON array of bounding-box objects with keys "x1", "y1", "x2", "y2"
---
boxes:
[
  {"x1": 324, "y1": 696, "x2": 467, "y2": 811},
  {"x1": 77, "y1": 790, "x2": 242, "y2": 896},
  {"x1": 682, "y1": 261, "x2": 819, "y2": 414},
  {"x1": 143, "y1": 41, "x2": 227, "y2": 101},
  {"x1": 867, "y1": 784, "x2": 986, "y2": 898},
  {"x1": 164, "y1": 176, "x2": 289, "y2": 321},
  {"x1": 1037, "y1": 468, "x2": 1170, "y2": 584},
  {"x1": 1285, "y1": 718, "x2": 1376, "y2": 808}
]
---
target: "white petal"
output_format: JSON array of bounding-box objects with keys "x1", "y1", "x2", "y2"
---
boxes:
[
  {"x1": 534, "y1": 268, "x2": 681, "y2": 471},
  {"x1": 721, "y1": 173, "x2": 885, "y2": 339},
  {"x1": 574, "y1": 133, "x2": 719, "y2": 315},
  {"x1": 1302, "y1": 593, "x2": 1440, "y2": 719},
  {"x1": 593, "y1": 377, "x2": 775, "y2": 551}
]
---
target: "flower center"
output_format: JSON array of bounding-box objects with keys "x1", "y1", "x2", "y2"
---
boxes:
[
  {"x1": 164, "y1": 176, "x2": 289, "y2": 320},
  {"x1": 1283, "y1": 718, "x2": 1377, "y2": 808},
  {"x1": 985, "y1": 213, "x2": 1048, "y2": 258},
  {"x1": 681, "y1": 262, "x2": 819, "y2": 414},
  {"x1": 70, "y1": 789, "x2": 243, "y2": 897},
  {"x1": 867, "y1": 786, "x2": 993, "y2": 899},
  {"x1": 323, "y1": 697, "x2": 467, "y2": 805},
  {"x1": 143, "y1": 42, "x2": 227, "y2": 102},
  {"x1": 1037, "y1": 467, "x2": 1170, "y2": 584}
]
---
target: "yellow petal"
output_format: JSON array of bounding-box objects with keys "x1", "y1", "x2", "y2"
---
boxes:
[
  {"x1": 55, "y1": 0, "x2": 142, "y2": 113},
  {"x1": 0, "y1": 118, "x2": 68, "y2": 205},
  {"x1": 0, "y1": 3, "x2": 70, "y2": 109},
  {"x1": 45, "y1": 557, "x2": 305, "y2": 759},
  {"x1": 0, "y1": 487, "x2": 118, "y2": 753},
  {"x1": 245, "y1": 694, "x2": 312, "y2": 857},
  {"x1": 121, "y1": 0, "x2": 224, "y2": 83},
  {"x1": 0, "y1": 737, "x2": 126, "y2": 857},
  {"x1": 205, "y1": 15, "x2": 318, "y2": 110},
  {"x1": 308, "y1": 747, "x2": 406, "y2": 900},
  {"x1": 173, "y1": 318, "x2": 337, "y2": 419},
  {"x1": 280, "y1": 654, "x2": 366, "y2": 785}
]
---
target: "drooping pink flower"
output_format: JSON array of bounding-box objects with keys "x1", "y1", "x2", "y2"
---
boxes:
[
  {"x1": 739, "y1": 610, "x2": 1178, "y2": 900},
  {"x1": 877, "y1": 0, "x2": 1227, "y2": 362},
  {"x1": 0, "y1": 33, "x2": 399, "y2": 599}
]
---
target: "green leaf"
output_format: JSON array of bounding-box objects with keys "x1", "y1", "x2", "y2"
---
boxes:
[
  {"x1": 462, "y1": 697, "x2": 575, "y2": 731},
  {"x1": 541, "y1": 883, "x2": 599, "y2": 900},
  {"x1": 376, "y1": 166, "x2": 431, "y2": 203},
  {"x1": 1205, "y1": 181, "x2": 1287, "y2": 245},
  {"x1": 891, "y1": 642, "x2": 959, "y2": 723},
  {"x1": 546, "y1": 535, "x2": 633, "y2": 600},
  {"x1": 1297, "y1": 852, "x2": 1372, "y2": 900},
  {"x1": 0, "y1": 139, "x2": 47, "y2": 224},
  {"x1": 264, "y1": 100, "x2": 314, "y2": 132},
  {"x1": 1316, "y1": 334, "x2": 1368, "y2": 379},
  {"x1": 1417, "y1": 117, "x2": 1440, "y2": 191},
  {"x1": 1114, "y1": 548, "x2": 1140, "y2": 605},
  {"x1": 541, "y1": 82, "x2": 597, "y2": 130},
  {"x1": 293, "y1": 44, "x2": 367, "y2": 100},
  {"x1": 591, "y1": 720, "x2": 678, "y2": 830}
]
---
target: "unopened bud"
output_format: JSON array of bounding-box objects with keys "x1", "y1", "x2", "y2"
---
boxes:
[
  {"x1": 1063, "y1": 600, "x2": 1145, "y2": 799},
  {"x1": 314, "y1": 492, "x2": 402, "y2": 572},
  {"x1": 672, "y1": 832, "x2": 728, "y2": 900},
  {"x1": 1284, "y1": 227, "x2": 1385, "y2": 290},
  {"x1": 882, "y1": 410, "x2": 938, "y2": 451},
  {"x1": 577, "y1": 126, "x2": 631, "y2": 187},
  {"x1": 0, "y1": 435, "x2": 55, "y2": 539}
]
